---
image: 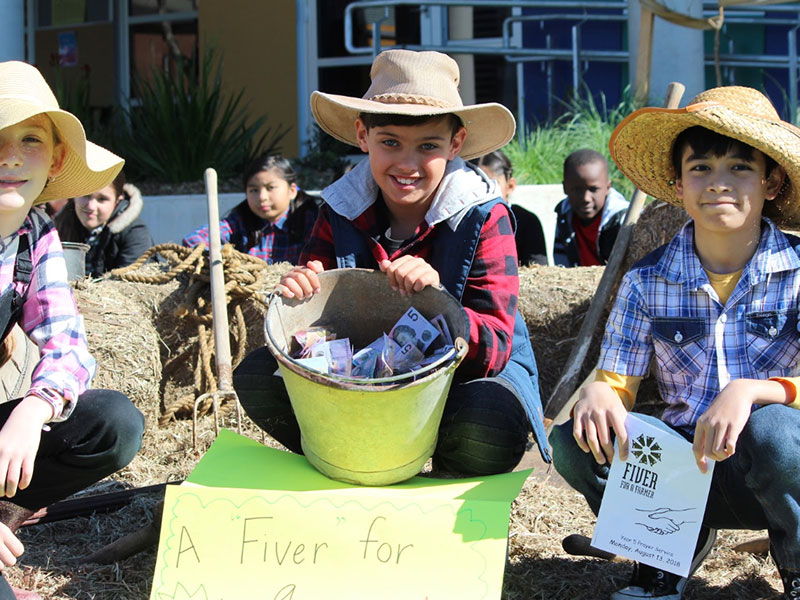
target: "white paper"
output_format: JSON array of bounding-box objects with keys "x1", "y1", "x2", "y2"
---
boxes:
[{"x1": 591, "y1": 414, "x2": 714, "y2": 577}]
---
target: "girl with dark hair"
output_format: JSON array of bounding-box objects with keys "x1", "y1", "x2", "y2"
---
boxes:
[{"x1": 183, "y1": 154, "x2": 319, "y2": 264}]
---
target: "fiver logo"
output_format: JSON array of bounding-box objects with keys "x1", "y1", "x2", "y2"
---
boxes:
[{"x1": 631, "y1": 434, "x2": 662, "y2": 466}]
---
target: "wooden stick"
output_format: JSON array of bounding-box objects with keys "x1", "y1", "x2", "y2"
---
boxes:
[
  {"x1": 634, "y1": 7, "x2": 655, "y2": 104},
  {"x1": 544, "y1": 81, "x2": 686, "y2": 420}
]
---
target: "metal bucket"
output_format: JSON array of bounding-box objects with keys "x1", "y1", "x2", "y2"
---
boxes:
[
  {"x1": 264, "y1": 268, "x2": 469, "y2": 486},
  {"x1": 61, "y1": 242, "x2": 89, "y2": 281}
]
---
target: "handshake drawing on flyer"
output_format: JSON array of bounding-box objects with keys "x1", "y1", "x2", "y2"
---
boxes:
[{"x1": 290, "y1": 307, "x2": 455, "y2": 380}]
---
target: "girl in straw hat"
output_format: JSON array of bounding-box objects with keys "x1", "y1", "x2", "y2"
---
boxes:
[
  {"x1": 0, "y1": 61, "x2": 144, "y2": 599},
  {"x1": 550, "y1": 86, "x2": 800, "y2": 599},
  {"x1": 234, "y1": 49, "x2": 551, "y2": 476}
]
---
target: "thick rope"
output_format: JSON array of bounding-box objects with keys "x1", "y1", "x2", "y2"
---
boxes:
[{"x1": 111, "y1": 243, "x2": 271, "y2": 426}]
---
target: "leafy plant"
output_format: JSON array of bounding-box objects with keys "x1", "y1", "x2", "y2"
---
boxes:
[
  {"x1": 113, "y1": 48, "x2": 290, "y2": 183},
  {"x1": 294, "y1": 125, "x2": 353, "y2": 191},
  {"x1": 505, "y1": 88, "x2": 641, "y2": 199}
]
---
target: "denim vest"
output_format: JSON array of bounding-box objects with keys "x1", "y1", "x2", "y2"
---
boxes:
[{"x1": 329, "y1": 199, "x2": 551, "y2": 462}]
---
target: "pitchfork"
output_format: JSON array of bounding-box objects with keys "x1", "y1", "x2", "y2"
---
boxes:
[{"x1": 192, "y1": 167, "x2": 243, "y2": 449}]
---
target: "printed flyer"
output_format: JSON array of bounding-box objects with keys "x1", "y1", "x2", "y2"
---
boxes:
[{"x1": 592, "y1": 414, "x2": 714, "y2": 577}]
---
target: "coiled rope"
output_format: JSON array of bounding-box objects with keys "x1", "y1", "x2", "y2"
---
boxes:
[{"x1": 112, "y1": 243, "x2": 271, "y2": 425}]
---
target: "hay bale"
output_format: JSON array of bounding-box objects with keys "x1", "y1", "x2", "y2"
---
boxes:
[
  {"x1": 518, "y1": 265, "x2": 604, "y2": 399},
  {"x1": 72, "y1": 276, "x2": 162, "y2": 424}
]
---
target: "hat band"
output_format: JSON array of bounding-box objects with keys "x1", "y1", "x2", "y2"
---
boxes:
[
  {"x1": 0, "y1": 93, "x2": 51, "y2": 107},
  {"x1": 368, "y1": 93, "x2": 457, "y2": 109}
]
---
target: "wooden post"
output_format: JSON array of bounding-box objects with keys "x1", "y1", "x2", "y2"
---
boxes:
[{"x1": 634, "y1": 7, "x2": 655, "y2": 104}]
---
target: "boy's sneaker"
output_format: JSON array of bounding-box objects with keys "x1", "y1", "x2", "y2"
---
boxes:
[{"x1": 611, "y1": 527, "x2": 716, "y2": 599}]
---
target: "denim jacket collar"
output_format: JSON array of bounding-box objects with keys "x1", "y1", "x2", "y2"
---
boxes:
[{"x1": 321, "y1": 156, "x2": 500, "y2": 231}]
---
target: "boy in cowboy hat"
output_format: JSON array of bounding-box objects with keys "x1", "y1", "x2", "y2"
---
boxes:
[
  {"x1": 550, "y1": 86, "x2": 800, "y2": 599},
  {"x1": 234, "y1": 49, "x2": 550, "y2": 475},
  {"x1": 0, "y1": 61, "x2": 144, "y2": 599}
]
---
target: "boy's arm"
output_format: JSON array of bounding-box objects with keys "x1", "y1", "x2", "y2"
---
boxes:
[
  {"x1": 20, "y1": 218, "x2": 95, "y2": 421},
  {"x1": 693, "y1": 377, "x2": 793, "y2": 473},
  {"x1": 574, "y1": 272, "x2": 654, "y2": 463},
  {"x1": 277, "y1": 207, "x2": 336, "y2": 299},
  {"x1": 459, "y1": 204, "x2": 519, "y2": 378},
  {"x1": 298, "y1": 205, "x2": 336, "y2": 269}
]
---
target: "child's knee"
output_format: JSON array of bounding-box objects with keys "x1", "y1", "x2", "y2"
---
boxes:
[{"x1": 549, "y1": 420, "x2": 582, "y2": 474}]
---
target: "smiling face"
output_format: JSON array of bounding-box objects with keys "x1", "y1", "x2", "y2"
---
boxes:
[
  {"x1": 0, "y1": 114, "x2": 65, "y2": 214},
  {"x1": 675, "y1": 143, "x2": 783, "y2": 237},
  {"x1": 563, "y1": 159, "x2": 611, "y2": 224},
  {"x1": 245, "y1": 168, "x2": 298, "y2": 222},
  {"x1": 355, "y1": 116, "x2": 467, "y2": 216},
  {"x1": 75, "y1": 183, "x2": 120, "y2": 230}
]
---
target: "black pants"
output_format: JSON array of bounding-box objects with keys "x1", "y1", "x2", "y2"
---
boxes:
[
  {"x1": 0, "y1": 390, "x2": 144, "y2": 599},
  {"x1": 233, "y1": 347, "x2": 529, "y2": 477}
]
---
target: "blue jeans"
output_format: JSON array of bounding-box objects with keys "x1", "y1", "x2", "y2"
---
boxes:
[{"x1": 549, "y1": 406, "x2": 800, "y2": 570}]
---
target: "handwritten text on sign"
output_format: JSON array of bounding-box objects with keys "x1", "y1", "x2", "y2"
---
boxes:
[{"x1": 151, "y1": 484, "x2": 509, "y2": 600}]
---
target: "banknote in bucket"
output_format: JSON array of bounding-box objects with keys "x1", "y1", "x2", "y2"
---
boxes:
[
  {"x1": 311, "y1": 338, "x2": 353, "y2": 376},
  {"x1": 389, "y1": 307, "x2": 440, "y2": 353}
]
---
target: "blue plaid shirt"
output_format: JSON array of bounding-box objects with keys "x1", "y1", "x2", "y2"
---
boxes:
[{"x1": 599, "y1": 218, "x2": 800, "y2": 430}]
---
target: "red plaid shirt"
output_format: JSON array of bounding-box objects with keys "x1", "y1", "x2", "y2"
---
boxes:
[{"x1": 301, "y1": 201, "x2": 519, "y2": 378}]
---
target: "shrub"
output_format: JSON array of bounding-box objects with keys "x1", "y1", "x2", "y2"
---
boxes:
[
  {"x1": 113, "y1": 49, "x2": 289, "y2": 183},
  {"x1": 505, "y1": 89, "x2": 641, "y2": 199}
]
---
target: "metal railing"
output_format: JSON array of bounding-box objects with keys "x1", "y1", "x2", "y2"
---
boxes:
[{"x1": 337, "y1": 0, "x2": 800, "y2": 130}]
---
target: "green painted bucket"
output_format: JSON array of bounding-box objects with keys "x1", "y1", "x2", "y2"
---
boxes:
[{"x1": 264, "y1": 268, "x2": 469, "y2": 486}]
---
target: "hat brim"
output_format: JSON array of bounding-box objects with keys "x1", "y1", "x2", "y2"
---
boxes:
[
  {"x1": 610, "y1": 102, "x2": 800, "y2": 228},
  {"x1": 2, "y1": 104, "x2": 123, "y2": 205},
  {"x1": 311, "y1": 91, "x2": 515, "y2": 160}
]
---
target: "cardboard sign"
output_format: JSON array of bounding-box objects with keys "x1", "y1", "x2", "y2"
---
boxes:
[
  {"x1": 592, "y1": 414, "x2": 714, "y2": 577},
  {"x1": 150, "y1": 430, "x2": 529, "y2": 600}
]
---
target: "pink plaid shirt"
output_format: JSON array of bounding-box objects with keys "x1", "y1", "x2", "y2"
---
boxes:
[{"x1": 0, "y1": 207, "x2": 95, "y2": 421}]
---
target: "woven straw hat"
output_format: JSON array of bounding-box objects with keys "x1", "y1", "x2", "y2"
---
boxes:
[
  {"x1": 0, "y1": 61, "x2": 123, "y2": 205},
  {"x1": 310, "y1": 49, "x2": 515, "y2": 160},
  {"x1": 610, "y1": 86, "x2": 800, "y2": 227}
]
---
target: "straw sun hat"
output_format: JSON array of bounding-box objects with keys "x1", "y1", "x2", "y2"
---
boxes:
[
  {"x1": 0, "y1": 61, "x2": 123, "y2": 205},
  {"x1": 310, "y1": 49, "x2": 516, "y2": 160},
  {"x1": 610, "y1": 86, "x2": 800, "y2": 227}
]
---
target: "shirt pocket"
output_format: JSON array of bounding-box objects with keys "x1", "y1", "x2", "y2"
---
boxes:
[
  {"x1": 651, "y1": 317, "x2": 707, "y2": 383},
  {"x1": 745, "y1": 309, "x2": 800, "y2": 372}
]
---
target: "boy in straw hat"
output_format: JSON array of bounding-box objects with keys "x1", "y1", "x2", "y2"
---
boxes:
[
  {"x1": 0, "y1": 61, "x2": 144, "y2": 599},
  {"x1": 233, "y1": 49, "x2": 551, "y2": 475},
  {"x1": 550, "y1": 85, "x2": 800, "y2": 599}
]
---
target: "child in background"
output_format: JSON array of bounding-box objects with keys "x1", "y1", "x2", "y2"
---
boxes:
[
  {"x1": 183, "y1": 154, "x2": 318, "y2": 265},
  {"x1": 0, "y1": 61, "x2": 144, "y2": 599},
  {"x1": 553, "y1": 149, "x2": 629, "y2": 266},
  {"x1": 234, "y1": 49, "x2": 551, "y2": 476},
  {"x1": 55, "y1": 171, "x2": 153, "y2": 276},
  {"x1": 471, "y1": 150, "x2": 547, "y2": 266},
  {"x1": 550, "y1": 87, "x2": 800, "y2": 599}
]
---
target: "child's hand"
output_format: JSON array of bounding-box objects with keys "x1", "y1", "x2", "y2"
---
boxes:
[
  {"x1": 692, "y1": 379, "x2": 756, "y2": 473},
  {"x1": 572, "y1": 381, "x2": 629, "y2": 465},
  {"x1": 0, "y1": 522, "x2": 23, "y2": 568},
  {"x1": 0, "y1": 396, "x2": 51, "y2": 498},
  {"x1": 379, "y1": 257, "x2": 440, "y2": 294},
  {"x1": 275, "y1": 261, "x2": 324, "y2": 299}
]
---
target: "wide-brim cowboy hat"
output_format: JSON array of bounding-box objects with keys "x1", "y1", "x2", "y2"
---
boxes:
[
  {"x1": 0, "y1": 61, "x2": 123, "y2": 205},
  {"x1": 609, "y1": 86, "x2": 800, "y2": 227},
  {"x1": 310, "y1": 49, "x2": 516, "y2": 160}
]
